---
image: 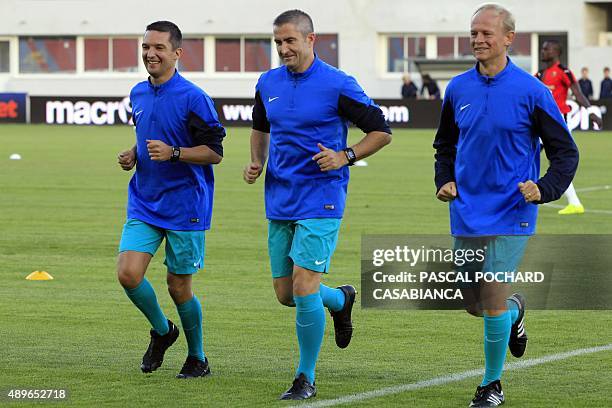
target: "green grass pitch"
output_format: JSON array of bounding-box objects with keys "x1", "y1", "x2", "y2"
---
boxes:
[{"x1": 0, "y1": 124, "x2": 611, "y2": 407}]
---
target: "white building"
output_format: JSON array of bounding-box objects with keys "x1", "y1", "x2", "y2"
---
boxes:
[{"x1": 0, "y1": 0, "x2": 610, "y2": 99}]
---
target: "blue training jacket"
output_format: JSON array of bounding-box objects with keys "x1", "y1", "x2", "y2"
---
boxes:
[
  {"x1": 252, "y1": 56, "x2": 391, "y2": 220},
  {"x1": 433, "y1": 59, "x2": 579, "y2": 236},
  {"x1": 128, "y1": 70, "x2": 226, "y2": 231}
]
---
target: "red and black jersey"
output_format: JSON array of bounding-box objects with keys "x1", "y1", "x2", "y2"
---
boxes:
[{"x1": 535, "y1": 62, "x2": 576, "y2": 114}]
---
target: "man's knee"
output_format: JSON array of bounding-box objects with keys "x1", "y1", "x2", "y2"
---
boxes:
[
  {"x1": 276, "y1": 293, "x2": 295, "y2": 307},
  {"x1": 292, "y1": 268, "x2": 320, "y2": 297},
  {"x1": 117, "y1": 260, "x2": 144, "y2": 289},
  {"x1": 273, "y1": 277, "x2": 295, "y2": 306},
  {"x1": 166, "y1": 273, "x2": 192, "y2": 303},
  {"x1": 465, "y1": 304, "x2": 484, "y2": 317},
  {"x1": 460, "y1": 287, "x2": 483, "y2": 317},
  {"x1": 117, "y1": 251, "x2": 151, "y2": 289},
  {"x1": 292, "y1": 280, "x2": 309, "y2": 297},
  {"x1": 167, "y1": 284, "x2": 185, "y2": 301},
  {"x1": 117, "y1": 269, "x2": 141, "y2": 289}
]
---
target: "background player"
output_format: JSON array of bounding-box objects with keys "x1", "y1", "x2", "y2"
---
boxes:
[
  {"x1": 536, "y1": 40, "x2": 603, "y2": 215},
  {"x1": 116, "y1": 21, "x2": 225, "y2": 379}
]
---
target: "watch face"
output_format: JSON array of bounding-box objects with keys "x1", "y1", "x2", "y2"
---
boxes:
[{"x1": 346, "y1": 148, "x2": 356, "y2": 161}]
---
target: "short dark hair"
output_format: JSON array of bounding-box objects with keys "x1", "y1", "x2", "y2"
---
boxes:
[
  {"x1": 545, "y1": 39, "x2": 562, "y2": 56},
  {"x1": 145, "y1": 20, "x2": 182, "y2": 50},
  {"x1": 273, "y1": 9, "x2": 314, "y2": 36}
]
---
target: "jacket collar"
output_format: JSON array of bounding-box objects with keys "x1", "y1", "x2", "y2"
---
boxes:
[
  {"x1": 285, "y1": 54, "x2": 321, "y2": 81},
  {"x1": 148, "y1": 69, "x2": 180, "y2": 91},
  {"x1": 474, "y1": 57, "x2": 515, "y2": 84}
]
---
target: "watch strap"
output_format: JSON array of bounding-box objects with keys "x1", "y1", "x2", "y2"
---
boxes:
[
  {"x1": 343, "y1": 147, "x2": 356, "y2": 166},
  {"x1": 170, "y1": 146, "x2": 181, "y2": 162}
]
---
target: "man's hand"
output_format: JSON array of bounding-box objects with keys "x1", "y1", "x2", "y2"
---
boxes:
[
  {"x1": 436, "y1": 181, "x2": 457, "y2": 202},
  {"x1": 146, "y1": 139, "x2": 172, "y2": 161},
  {"x1": 518, "y1": 180, "x2": 541, "y2": 202},
  {"x1": 589, "y1": 113, "x2": 603, "y2": 130},
  {"x1": 312, "y1": 143, "x2": 348, "y2": 171},
  {"x1": 243, "y1": 162, "x2": 263, "y2": 184},
  {"x1": 117, "y1": 149, "x2": 136, "y2": 171}
]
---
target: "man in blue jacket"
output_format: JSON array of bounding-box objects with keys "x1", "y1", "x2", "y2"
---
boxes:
[
  {"x1": 244, "y1": 9, "x2": 391, "y2": 400},
  {"x1": 434, "y1": 4, "x2": 578, "y2": 407},
  {"x1": 117, "y1": 21, "x2": 225, "y2": 379}
]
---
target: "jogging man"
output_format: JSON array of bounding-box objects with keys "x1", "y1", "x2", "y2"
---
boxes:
[
  {"x1": 537, "y1": 40, "x2": 603, "y2": 215},
  {"x1": 434, "y1": 4, "x2": 578, "y2": 406},
  {"x1": 117, "y1": 21, "x2": 225, "y2": 379},
  {"x1": 244, "y1": 9, "x2": 391, "y2": 400}
]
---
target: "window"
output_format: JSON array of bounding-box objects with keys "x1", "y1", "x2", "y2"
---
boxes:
[
  {"x1": 385, "y1": 33, "x2": 535, "y2": 73},
  {"x1": 509, "y1": 33, "x2": 532, "y2": 72},
  {"x1": 457, "y1": 37, "x2": 471, "y2": 57},
  {"x1": 245, "y1": 39, "x2": 270, "y2": 72},
  {"x1": 215, "y1": 39, "x2": 240, "y2": 72},
  {"x1": 84, "y1": 38, "x2": 109, "y2": 71},
  {"x1": 179, "y1": 39, "x2": 204, "y2": 72},
  {"x1": 315, "y1": 34, "x2": 338, "y2": 67},
  {"x1": 113, "y1": 38, "x2": 138, "y2": 72},
  {"x1": 387, "y1": 35, "x2": 426, "y2": 72},
  {"x1": 387, "y1": 37, "x2": 404, "y2": 72},
  {"x1": 84, "y1": 37, "x2": 139, "y2": 73},
  {"x1": 437, "y1": 37, "x2": 454, "y2": 58},
  {"x1": 19, "y1": 36, "x2": 76, "y2": 73},
  {"x1": 0, "y1": 41, "x2": 9, "y2": 72},
  {"x1": 436, "y1": 33, "x2": 532, "y2": 60},
  {"x1": 407, "y1": 37, "x2": 426, "y2": 58},
  {"x1": 215, "y1": 37, "x2": 271, "y2": 73},
  {"x1": 509, "y1": 32, "x2": 531, "y2": 56}
]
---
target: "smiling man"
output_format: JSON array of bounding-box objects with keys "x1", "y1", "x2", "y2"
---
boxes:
[
  {"x1": 116, "y1": 20, "x2": 225, "y2": 379},
  {"x1": 244, "y1": 9, "x2": 391, "y2": 400},
  {"x1": 433, "y1": 4, "x2": 578, "y2": 407}
]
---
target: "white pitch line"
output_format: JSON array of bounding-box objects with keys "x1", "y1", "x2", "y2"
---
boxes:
[
  {"x1": 542, "y1": 203, "x2": 612, "y2": 215},
  {"x1": 294, "y1": 343, "x2": 612, "y2": 408},
  {"x1": 575, "y1": 185, "x2": 611, "y2": 193}
]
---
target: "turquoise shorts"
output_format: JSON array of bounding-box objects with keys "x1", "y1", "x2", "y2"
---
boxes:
[
  {"x1": 268, "y1": 218, "x2": 342, "y2": 278},
  {"x1": 453, "y1": 235, "x2": 530, "y2": 284},
  {"x1": 118, "y1": 218, "x2": 205, "y2": 275}
]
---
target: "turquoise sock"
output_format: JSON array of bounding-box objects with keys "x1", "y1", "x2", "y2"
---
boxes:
[
  {"x1": 482, "y1": 311, "x2": 512, "y2": 386},
  {"x1": 506, "y1": 299, "x2": 520, "y2": 324},
  {"x1": 319, "y1": 284, "x2": 345, "y2": 312},
  {"x1": 294, "y1": 292, "x2": 326, "y2": 384},
  {"x1": 176, "y1": 295, "x2": 205, "y2": 361},
  {"x1": 124, "y1": 279, "x2": 169, "y2": 335}
]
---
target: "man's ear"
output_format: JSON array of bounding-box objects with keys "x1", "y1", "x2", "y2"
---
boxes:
[
  {"x1": 307, "y1": 32, "x2": 316, "y2": 47},
  {"x1": 504, "y1": 31, "x2": 515, "y2": 48},
  {"x1": 174, "y1": 47, "x2": 183, "y2": 61}
]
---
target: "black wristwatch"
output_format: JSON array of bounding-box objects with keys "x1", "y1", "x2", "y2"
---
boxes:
[
  {"x1": 170, "y1": 146, "x2": 181, "y2": 162},
  {"x1": 343, "y1": 147, "x2": 356, "y2": 166}
]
